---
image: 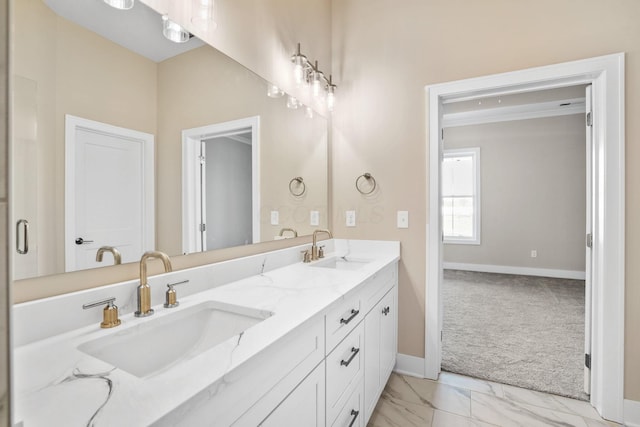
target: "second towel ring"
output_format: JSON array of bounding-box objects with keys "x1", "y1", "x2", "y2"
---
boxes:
[
  {"x1": 356, "y1": 173, "x2": 377, "y2": 195},
  {"x1": 289, "y1": 177, "x2": 306, "y2": 197}
]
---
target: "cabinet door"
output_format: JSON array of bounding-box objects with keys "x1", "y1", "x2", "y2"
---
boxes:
[
  {"x1": 380, "y1": 289, "x2": 397, "y2": 380},
  {"x1": 259, "y1": 362, "x2": 326, "y2": 427},
  {"x1": 363, "y1": 303, "x2": 381, "y2": 421}
]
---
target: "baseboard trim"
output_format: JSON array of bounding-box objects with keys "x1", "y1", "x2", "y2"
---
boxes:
[
  {"x1": 394, "y1": 353, "x2": 425, "y2": 378},
  {"x1": 443, "y1": 262, "x2": 586, "y2": 280},
  {"x1": 625, "y1": 399, "x2": 640, "y2": 427}
]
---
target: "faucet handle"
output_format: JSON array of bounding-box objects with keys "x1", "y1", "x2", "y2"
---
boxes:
[
  {"x1": 164, "y1": 280, "x2": 189, "y2": 308},
  {"x1": 301, "y1": 249, "x2": 312, "y2": 263},
  {"x1": 318, "y1": 245, "x2": 325, "y2": 259},
  {"x1": 83, "y1": 297, "x2": 122, "y2": 329}
]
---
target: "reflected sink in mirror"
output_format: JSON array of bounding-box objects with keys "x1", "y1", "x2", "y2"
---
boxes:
[
  {"x1": 310, "y1": 257, "x2": 372, "y2": 271},
  {"x1": 78, "y1": 301, "x2": 273, "y2": 378}
]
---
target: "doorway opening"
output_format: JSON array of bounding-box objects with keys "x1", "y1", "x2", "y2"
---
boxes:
[
  {"x1": 439, "y1": 85, "x2": 589, "y2": 400},
  {"x1": 182, "y1": 116, "x2": 260, "y2": 254},
  {"x1": 425, "y1": 54, "x2": 624, "y2": 422}
]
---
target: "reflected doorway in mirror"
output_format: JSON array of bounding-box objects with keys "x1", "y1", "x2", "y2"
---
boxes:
[{"x1": 182, "y1": 116, "x2": 260, "y2": 254}]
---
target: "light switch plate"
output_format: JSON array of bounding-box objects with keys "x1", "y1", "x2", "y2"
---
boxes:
[
  {"x1": 346, "y1": 210, "x2": 356, "y2": 227},
  {"x1": 310, "y1": 210, "x2": 320, "y2": 226},
  {"x1": 270, "y1": 210, "x2": 279, "y2": 226},
  {"x1": 397, "y1": 211, "x2": 409, "y2": 228}
]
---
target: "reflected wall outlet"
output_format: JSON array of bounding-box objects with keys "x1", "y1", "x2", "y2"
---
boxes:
[
  {"x1": 346, "y1": 210, "x2": 356, "y2": 227},
  {"x1": 531, "y1": 250, "x2": 537, "y2": 258},
  {"x1": 397, "y1": 211, "x2": 409, "y2": 228},
  {"x1": 310, "y1": 210, "x2": 320, "y2": 226},
  {"x1": 270, "y1": 210, "x2": 279, "y2": 226}
]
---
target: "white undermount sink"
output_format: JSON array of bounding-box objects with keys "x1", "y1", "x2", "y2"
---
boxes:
[
  {"x1": 310, "y1": 256, "x2": 372, "y2": 271},
  {"x1": 78, "y1": 301, "x2": 273, "y2": 378}
]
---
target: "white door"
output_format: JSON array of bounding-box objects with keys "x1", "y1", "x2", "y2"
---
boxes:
[
  {"x1": 584, "y1": 85, "x2": 594, "y2": 394},
  {"x1": 65, "y1": 115, "x2": 154, "y2": 272}
]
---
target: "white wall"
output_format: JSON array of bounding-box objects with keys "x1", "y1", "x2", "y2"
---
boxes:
[
  {"x1": 205, "y1": 137, "x2": 253, "y2": 250},
  {"x1": 443, "y1": 114, "x2": 586, "y2": 274}
]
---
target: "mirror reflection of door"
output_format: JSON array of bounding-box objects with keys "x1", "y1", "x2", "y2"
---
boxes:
[
  {"x1": 182, "y1": 116, "x2": 260, "y2": 254},
  {"x1": 65, "y1": 115, "x2": 155, "y2": 272},
  {"x1": 201, "y1": 131, "x2": 253, "y2": 250}
]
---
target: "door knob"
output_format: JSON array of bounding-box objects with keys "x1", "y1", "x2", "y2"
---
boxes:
[{"x1": 75, "y1": 237, "x2": 94, "y2": 245}]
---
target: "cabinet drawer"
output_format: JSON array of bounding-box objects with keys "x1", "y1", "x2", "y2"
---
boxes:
[
  {"x1": 360, "y1": 263, "x2": 397, "y2": 315},
  {"x1": 330, "y1": 381, "x2": 364, "y2": 427},
  {"x1": 326, "y1": 291, "x2": 363, "y2": 352},
  {"x1": 326, "y1": 321, "x2": 364, "y2": 422}
]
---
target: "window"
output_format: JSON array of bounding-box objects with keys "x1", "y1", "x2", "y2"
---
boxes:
[{"x1": 442, "y1": 148, "x2": 480, "y2": 244}]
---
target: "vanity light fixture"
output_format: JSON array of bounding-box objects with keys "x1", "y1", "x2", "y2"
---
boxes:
[
  {"x1": 291, "y1": 43, "x2": 337, "y2": 111},
  {"x1": 286, "y1": 95, "x2": 300, "y2": 109},
  {"x1": 104, "y1": 0, "x2": 134, "y2": 10},
  {"x1": 267, "y1": 84, "x2": 284, "y2": 98},
  {"x1": 162, "y1": 15, "x2": 191, "y2": 43},
  {"x1": 191, "y1": 0, "x2": 217, "y2": 30},
  {"x1": 305, "y1": 106, "x2": 314, "y2": 119}
]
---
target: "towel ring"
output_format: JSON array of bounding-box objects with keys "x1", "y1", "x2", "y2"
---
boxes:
[
  {"x1": 355, "y1": 173, "x2": 376, "y2": 195},
  {"x1": 289, "y1": 177, "x2": 306, "y2": 197}
]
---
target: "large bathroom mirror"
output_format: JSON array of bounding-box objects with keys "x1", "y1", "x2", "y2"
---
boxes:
[{"x1": 11, "y1": 0, "x2": 328, "y2": 281}]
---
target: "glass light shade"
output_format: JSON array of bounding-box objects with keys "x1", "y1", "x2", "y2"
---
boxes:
[
  {"x1": 162, "y1": 15, "x2": 190, "y2": 43},
  {"x1": 267, "y1": 84, "x2": 284, "y2": 98},
  {"x1": 326, "y1": 90, "x2": 335, "y2": 112},
  {"x1": 293, "y1": 64, "x2": 304, "y2": 85},
  {"x1": 312, "y1": 71, "x2": 324, "y2": 97},
  {"x1": 305, "y1": 106, "x2": 314, "y2": 119},
  {"x1": 192, "y1": 0, "x2": 217, "y2": 30},
  {"x1": 104, "y1": 0, "x2": 134, "y2": 10},
  {"x1": 286, "y1": 95, "x2": 299, "y2": 110}
]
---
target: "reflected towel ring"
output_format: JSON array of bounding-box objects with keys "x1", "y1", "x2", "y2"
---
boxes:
[
  {"x1": 355, "y1": 173, "x2": 376, "y2": 195},
  {"x1": 289, "y1": 177, "x2": 306, "y2": 197}
]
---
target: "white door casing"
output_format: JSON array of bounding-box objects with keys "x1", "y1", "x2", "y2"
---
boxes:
[
  {"x1": 425, "y1": 53, "x2": 625, "y2": 422},
  {"x1": 584, "y1": 84, "x2": 594, "y2": 394},
  {"x1": 65, "y1": 115, "x2": 155, "y2": 272}
]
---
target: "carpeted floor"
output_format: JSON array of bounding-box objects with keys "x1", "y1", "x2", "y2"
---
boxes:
[{"x1": 442, "y1": 269, "x2": 589, "y2": 401}]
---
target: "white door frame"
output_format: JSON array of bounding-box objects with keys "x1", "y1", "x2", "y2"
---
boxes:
[
  {"x1": 64, "y1": 115, "x2": 155, "y2": 272},
  {"x1": 425, "y1": 53, "x2": 625, "y2": 422},
  {"x1": 182, "y1": 116, "x2": 260, "y2": 254}
]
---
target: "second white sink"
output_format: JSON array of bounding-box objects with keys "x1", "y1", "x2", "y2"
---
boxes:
[
  {"x1": 311, "y1": 256, "x2": 371, "y2": 271},
  {"x1": 78, "y1": 301, "x2": 273, "y2": 378}
]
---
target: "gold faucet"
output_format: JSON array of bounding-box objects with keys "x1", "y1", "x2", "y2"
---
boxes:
[
  {"x1": 96, "y1": 246, "x2": 122, "y2": 265},
  {"x1": 311, "y1": 229, "x2": 332, "y2": 261},
  {"x1": 135, "y1": 251, "x2": 172, "y2": 317}
]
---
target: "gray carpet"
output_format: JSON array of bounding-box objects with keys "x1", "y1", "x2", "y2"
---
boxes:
[{"x1": 442, "y1": 269, "x2": 589, "y2": 401}]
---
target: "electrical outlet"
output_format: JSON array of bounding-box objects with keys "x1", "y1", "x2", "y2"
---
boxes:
[
  {"x1": 310, "y1": 210, "x2": 320, "y2": 226},
  {"x1": 531, "y1": 250, "x2": 537, "y2": 258},
  {"x1": 346, "y1": 210, "x2": 356, "y2": 227},
  {"x1": 397, "y1": 211, "x2": 409, "y2": 228},
  {"x1": 270, "y1": 210, "x2": 279, "y2": 226}
]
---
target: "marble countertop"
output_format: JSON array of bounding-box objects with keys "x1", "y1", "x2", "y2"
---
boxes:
[{"x1": 13, "y1": 239, "x2": 399, "y2": 426}]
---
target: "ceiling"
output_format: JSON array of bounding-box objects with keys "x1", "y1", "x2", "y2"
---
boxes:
[{"x1": 44, "y1": 0, "x2": 205, "y2": 62}]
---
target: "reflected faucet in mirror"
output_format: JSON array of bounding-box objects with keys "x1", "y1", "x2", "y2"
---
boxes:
[
  {"x1": 312, "y1": 229, "x2": 332, "y2": 261},
  {"x1": 136, "y1": 251, "x2": 172, "y2": 318},
  {"x1": 279, "y1": 228, "x2": 298, "y2": 238},
  {"x1": 96, "y1": 246, "x2": 122, "y2": 265}
]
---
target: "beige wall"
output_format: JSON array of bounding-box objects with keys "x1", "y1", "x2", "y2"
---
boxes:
[
  {"x1": 443, "y1": 115, "x2": 586, "y2": 272},
  {"x1": 331, "y1": 0, "x2": 640, "y2": 399},
  {"x1": 156, "y1": 45, "x2": 328, "y2": 255},
  {"x1": 12, "y1": 0, "x2": 157, "y2": 276}
]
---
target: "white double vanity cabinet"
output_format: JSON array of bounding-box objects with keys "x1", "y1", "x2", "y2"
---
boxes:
[{"x1": 13, "y1": 240, "x2": 399, "y2": 426}]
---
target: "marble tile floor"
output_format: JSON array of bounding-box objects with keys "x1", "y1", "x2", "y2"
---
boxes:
[{"x1": 368, "y1": 372, "x2": 620, "y2": 427}]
